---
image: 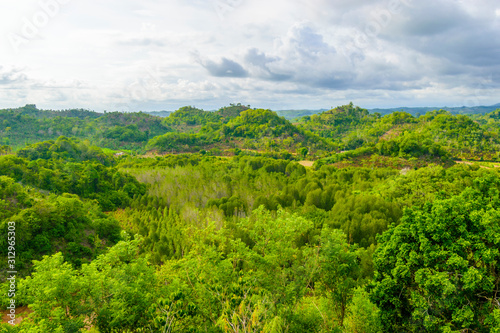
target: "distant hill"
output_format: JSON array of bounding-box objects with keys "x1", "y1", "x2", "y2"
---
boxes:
[
  {"x1": 276, "y1": 109, "x2": 328, "y2": 120},
  {"x1": 301, "y1": 104, "x2": 500, "y2": 166},
  {"x1": 0, "y1": 105, "x2": 169, "y2": 150},
  {"x1": 142, "y1": 104, "x2": 249, "y2": 119},
  {"x1": 3, "y1": 104, "x2": 103, "y2": 119},
  {"x1": 368, "y1": 103, "x2": 500, "y2": 116},
  {"x1": 275, "y1": 104, "x2": 500, "y2": 119},
  {"x1": 146, "y1": 108, "x2": 333, "y2": 154},
  {"x1": 143, "y1": 111, "x2": 173, "y2": 117}
]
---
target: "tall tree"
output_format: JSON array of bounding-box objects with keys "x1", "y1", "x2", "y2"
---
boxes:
[{"x1": 370, "y1": 179, "x2": 500, "y2": 332}]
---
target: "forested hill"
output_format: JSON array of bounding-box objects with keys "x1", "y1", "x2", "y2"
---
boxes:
[
  {"x1": 0, "y1": 104, "x2": 168, "y2": 151},
  {"x1": 275, "y1": 103, "x2": 500, "y2": 119},
  {"x1": 1, "y1": 104, "x2": 103, "y2": 119},
  {"x1": 298, "y1": 103, "x2": 500, "y2": 164},
  {"x1": 2, "y1": 102, "x2": 500, "y2": 163},
  {"x1": 368, "y1": 102, "x2": 500, "y2": 116}
]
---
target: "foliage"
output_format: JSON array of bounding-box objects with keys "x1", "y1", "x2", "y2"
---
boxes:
[
  {"x1": 163, "y1": 106, "x2": 221, "y2": 127},
  {"x1": 370, "y1": 179, "x2": 500, "y2": 332},
  {"x1": 146, "y1": 132, "x2": 214, "y2": 153},
  {"x1": 0, "y1": 138, "x2": 146, "y2": 210},
  {"x1": 0, "y1": 105, "x2": 168, "y2": 151},
  {"x1": 0, "y1": 181, "x2": 121, "y2": 272},
  {"x1": 9, "y1": 237, "x2": 157, "y2": 332},
  {"x1": 17, "y1": 136, "x2": 113, "y2": 165},
  {"x1": 344, "y1": 287, "x2": 383, "y2": 333}
]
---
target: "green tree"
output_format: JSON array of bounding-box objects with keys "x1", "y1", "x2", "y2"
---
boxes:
[
  {"x1": 298, "y1": 147, "x2": 308, "y2": 159},
  {"x1": 370, "y1": 180, "x2": 500, "y2": 332},
  {"x1": 13, "y1": 236, "x2": 158, "y2": 332},
  {"x1": 344, "y1": 287, "x2": 382, "y2": 333},
  {"x1": 18, "y1": 252, "x2": 85, "y2": 332},
  {"x1": 315, "y1": 228, "x2": 361, "y2": 327}
]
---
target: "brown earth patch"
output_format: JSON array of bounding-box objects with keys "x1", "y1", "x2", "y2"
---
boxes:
[
  {"x1": 298, "y1": 160, "x2": 314, "y2": 167},
  {"x1": 1, "y1": 305, "x2": 32, "y2": 325}
]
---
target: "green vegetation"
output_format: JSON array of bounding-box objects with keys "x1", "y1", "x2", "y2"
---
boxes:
[
  {"x1": 0, "y1": 137, "x2": 146, "y2": 211},
  {"x1": 1, "y1": 103, "x2": 500, "y2": 332},
  {"x1": 4, "y1": 102, "x2": 500, "y2": 161},
  {"x1": 0, "y1": 175, "x2": 121, "y2": 272},
  {"x1": 0, "y1": 105, "x2": 169, "y2": 152},
  {"x1": 370, "y1": 178, "x2": 500, "y2": 332}
]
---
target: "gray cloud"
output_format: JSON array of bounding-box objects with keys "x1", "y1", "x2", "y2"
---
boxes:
[
  {"x1": 200, "y1": 0, "x2": 500, "y2": 97},
  {"x1": 199, "y1": 57, "x2": 248, "y2": 78},
  {"x1": 390, "y1": 1, "x2": 469, "y2": 36},
  {"x1": 235, "y1": 23, "x2": 411, "y2": 91},
  {"x1": 241, "y1": 23, "x2": 355, "y2": 89},
  {"x1": 281, "y1": 24, "x2": 336, "y2": 59},
  {"x1": 0, "y1": 67, "x2": 27, "y2": 85},
  {"x1": 244, "y1": 48, "x2": 291, "y2": 81},
  {"x1": 379, "y1": 0, "x2": 500, "y2": 68}
]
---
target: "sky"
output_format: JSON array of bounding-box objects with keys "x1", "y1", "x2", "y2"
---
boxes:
[{"x1": 0, "y1": 0, "x2": 499, "y2": 112}]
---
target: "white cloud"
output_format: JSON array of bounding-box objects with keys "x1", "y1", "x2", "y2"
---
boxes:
[{"x1": 0, "y1": 0, "x2": 499, "y2": 111}]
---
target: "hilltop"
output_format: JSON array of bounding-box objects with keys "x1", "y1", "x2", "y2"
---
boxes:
[
  {"x1": 270, "y1": 103, "x2": 500, "y2": 120},
  {"x1": 1, "y1": 103, "x2": 500, "y2": 167}
]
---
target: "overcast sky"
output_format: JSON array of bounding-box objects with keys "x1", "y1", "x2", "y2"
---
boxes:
[{"x1": 1, "y1": 0, "x2": 499, "y2": 111}]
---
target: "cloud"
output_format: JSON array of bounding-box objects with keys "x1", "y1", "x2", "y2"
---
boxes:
[
  {"x1": 197, "y1": 56, "x2": 248, "y2": 78},
  {"x1": 199, "y1": 0, "x2": 500, "y2": 97},
  {"x1": 278, "y1": 23, "x2": 336, "y2": 59},
  {"x1": 243, "y1": 48, "x2": 291, "y2": 81},
  {"x1": 373, "y1": 0, "x2": 500, "y2": 69},
  {"x1": 117, "y1": 37, "x2": 166, "y2": 47},
  {"x1": 0, "y1": 67, "x2": 27, "y2": 85},
  {"x1": 232, "y1": 23, "x2": 407, "y2": 90}
]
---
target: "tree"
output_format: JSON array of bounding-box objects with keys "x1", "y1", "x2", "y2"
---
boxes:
[
  {"x1": 370, "y1": 180, "x2": 500, "y2": 332},
  {"x1": 299, "y1": 147, "x2": 308, "y2": 159},
  {"x1": 316, "y1": 228, "x2": 361, "y2": 327},
  {"x1": 18, "y1": 252, "x2": 85, "y2": 332},
  {"x1": 344, "y1": 287, "x2": 382, "y2": 333},
  {"x1": 155, "y1": 207, "x2": 317, "y2": 331},
  {"x1": 15, "y1": 237, "x2": 158, "y2": 332}
]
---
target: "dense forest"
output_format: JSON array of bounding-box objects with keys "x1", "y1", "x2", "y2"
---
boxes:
[{"x1": 1, "y1": 103, "x2": 500, "y2": 332}]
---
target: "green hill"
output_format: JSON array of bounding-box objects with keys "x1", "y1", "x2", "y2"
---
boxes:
[
  {"x1": 0, "y1": 105, "x2": 169, "y2": 151},
  {"x1": 147, "y1": 108, "x2": 334, "y2": 155},
  {"x1": 1, "y1": 103, "x2": 500, "y2": 163}
]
